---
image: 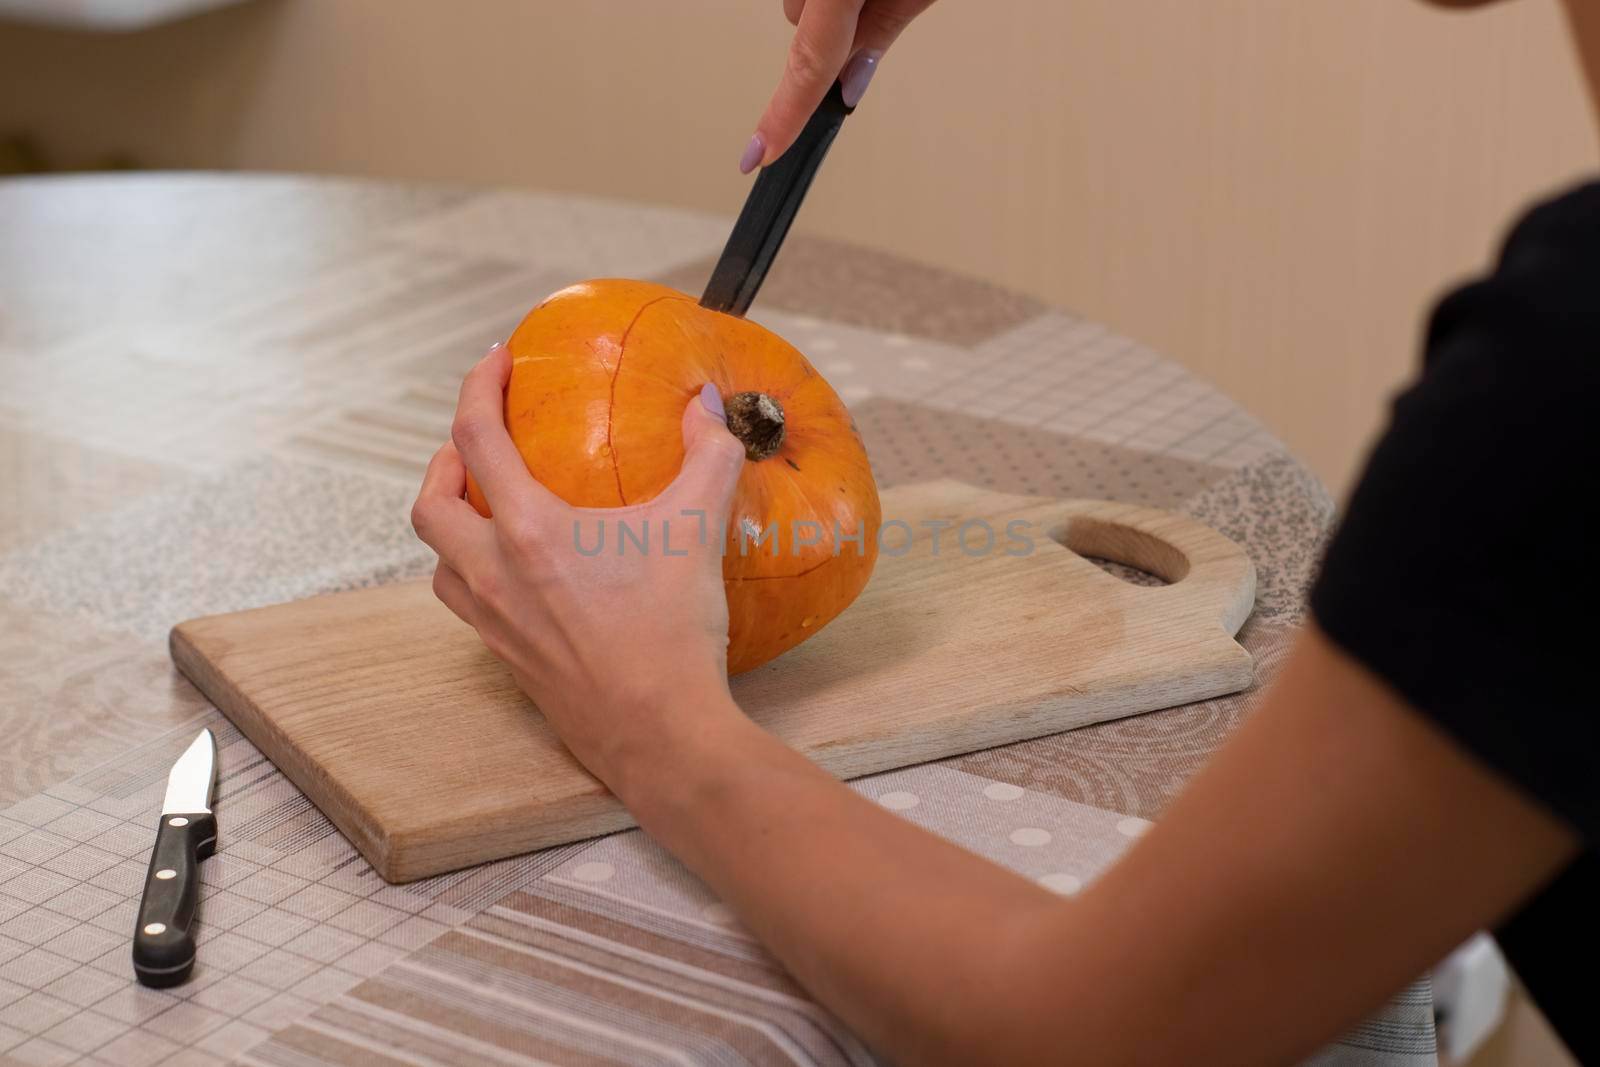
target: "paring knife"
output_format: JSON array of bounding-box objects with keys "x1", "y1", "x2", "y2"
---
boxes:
[
  {"x1": 132, "y1": 728, "x2": 217, "y2": 988},
  {"x1": 701, "y1": 80, "x2": 854, "y2": 318}
]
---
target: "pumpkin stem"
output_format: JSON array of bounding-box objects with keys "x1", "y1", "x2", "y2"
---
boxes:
[{"x1": 723, "y1": 391, "x2": 786, "y2": 461}]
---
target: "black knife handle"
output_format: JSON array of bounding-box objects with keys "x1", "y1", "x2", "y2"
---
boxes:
[
  {"x1": 132, "y1": 811, "x2": 215, "y2": 987},
  {"x1": 701, "y1": 80, "x2": 854, "y2": 317}
]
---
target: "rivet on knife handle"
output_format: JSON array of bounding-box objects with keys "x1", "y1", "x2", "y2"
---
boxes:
[
  {"x1": 132, "y1": 811, "x2": 216, "y2": 987},
  {"x1": 701, "y1": 80, "x2": 854, "y2": 318}
]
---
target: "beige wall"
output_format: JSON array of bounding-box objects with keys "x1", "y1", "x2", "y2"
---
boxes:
[{"x1": 3, "y1": 0, "x2": 1595, "y2": 494}]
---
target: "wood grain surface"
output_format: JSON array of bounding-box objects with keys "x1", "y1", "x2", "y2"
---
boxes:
[{"x1": 170, "y1": 480, "x2": 1256, "y2": 882}]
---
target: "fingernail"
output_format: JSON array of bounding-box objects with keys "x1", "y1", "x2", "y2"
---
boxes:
[
  {"x1": 699, "y1": 382, "x2": 727, "y2": 423},
  {"x1": 738, "y1": 133, "x2": 765, "y2": 175},
  {"x1": 840, "y1": 49, "x2": 883, "y2": 109},
  {"x1": 487, "y1": 341, "x2": 506, "y2": 353}
]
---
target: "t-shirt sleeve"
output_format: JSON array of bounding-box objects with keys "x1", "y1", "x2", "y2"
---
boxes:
[{"x1": 1309, "y1": 182, "x2": 1600, "y2": 842}]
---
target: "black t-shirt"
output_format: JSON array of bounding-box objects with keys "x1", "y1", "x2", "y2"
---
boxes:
[{"x1": 1311, "y1": 180, "x2": 1599, "y2": 1063}]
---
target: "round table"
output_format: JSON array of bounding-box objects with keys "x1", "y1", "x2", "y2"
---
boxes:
[{"x1": 0, "y1": 174, "x2": 1429, "y2": 1066}]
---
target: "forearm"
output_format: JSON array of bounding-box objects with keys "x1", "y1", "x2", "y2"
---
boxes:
[
  {"x1": 612, "y1": 704, "x2": 1360, "y2": 1066},
  {"x1": 1041, "y1": 628, "x2": 1579, "y2": 1064},
  {"x1": 606, "y1": 631, "x2": 1580, "y2": 1067},
  {"x1": 610, "y1": 697, "x2": 1064, "y2": 1064}
]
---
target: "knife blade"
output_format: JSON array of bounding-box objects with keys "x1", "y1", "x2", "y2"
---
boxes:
[
  {"x1": 132, "y1": 728, "x2": 217, "y2": 987},
  {"x1": 701, "y1": 80, "x2": 854, "y2": 317}
]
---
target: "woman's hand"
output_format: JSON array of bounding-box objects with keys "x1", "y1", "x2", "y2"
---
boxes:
[
  {"x1": 409, "y1": 343, "x2": 750, "y2": 788},
  {"x1": 743, "y1": 0, "x2": 940, "y2": 172},
  {"x1": 410, "y1": 350, "x2": 1580, "y2": 1067}
]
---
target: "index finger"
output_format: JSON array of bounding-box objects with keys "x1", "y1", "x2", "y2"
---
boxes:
[
  {"x1": 412, "y1": 441, "x2": 494, "y2": 571},
  {"x1": 750, "y1": 0, "x2": 863, "y2": 167}
]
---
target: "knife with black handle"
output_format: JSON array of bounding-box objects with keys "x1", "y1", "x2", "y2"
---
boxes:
[
  {"x1": 701, "y1": 80, "x2": 854, "y2": 318},
  {"x1": 133, "y1": 728, "x2": 217, "y2": 988}
]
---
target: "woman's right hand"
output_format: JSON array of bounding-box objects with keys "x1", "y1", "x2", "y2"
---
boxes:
[{"x1": 742, "y1": 0, "x2": 940, "y2": 173}]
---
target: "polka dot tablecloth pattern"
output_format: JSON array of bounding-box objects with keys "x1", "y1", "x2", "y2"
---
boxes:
[{"x1": 0, "y1": 174, "x2": 1433, "y2": 1066}]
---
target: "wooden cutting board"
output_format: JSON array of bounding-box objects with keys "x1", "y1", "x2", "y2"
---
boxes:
[{"x1": 171, "y1": 480, "x2": 1256, "y2": 882}]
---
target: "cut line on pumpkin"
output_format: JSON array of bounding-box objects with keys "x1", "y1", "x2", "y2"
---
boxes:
[
  {"x1": 726, "y1": 554, "x2": 835, "y2": 582},
  {"x1": 603, "y1": 294, "x2": 694, "y2": 507}
]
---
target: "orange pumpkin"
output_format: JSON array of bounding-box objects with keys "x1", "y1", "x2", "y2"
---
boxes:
[{"x1": 467, "y1": 279, "x2": 881, "y2": 674}]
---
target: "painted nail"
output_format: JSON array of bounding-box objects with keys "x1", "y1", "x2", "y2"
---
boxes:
[
  {"x1": 738, "y1": 133, "x2": 765, "y2": 175},
  {"x1": 840, "y1": 49, "x2": 883, "y2": 109},
  {"x1": 699, "y1": 382, "x2": 727, "y2": 423}
]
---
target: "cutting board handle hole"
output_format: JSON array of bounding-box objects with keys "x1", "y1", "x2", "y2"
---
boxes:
[
  {"x1": 1048, "y1": 517, "x2": 1190, "y2": 587},
  {"x1": 1084, "y1": 556, "x2": 1169, "y2": 587}
]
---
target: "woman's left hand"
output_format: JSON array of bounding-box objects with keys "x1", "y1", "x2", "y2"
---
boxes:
[
  {"x1": 406, "y1": 354, "x2": 1584, "y2": 1067},
  {"x1": 409, "y1": 342, "x2": 749, "y2": 787}
]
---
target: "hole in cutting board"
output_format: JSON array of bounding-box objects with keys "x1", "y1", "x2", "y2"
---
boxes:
[
  {"x1": 1083, "y1": 557, "x2": 1169, "y2": 587},
  {"x1": 1046, "y1": 516, "x2": 1186, "y2": 588}
]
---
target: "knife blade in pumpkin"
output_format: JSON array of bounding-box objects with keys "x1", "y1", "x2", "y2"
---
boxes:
[
  {"x1": 132, "y1": 728, "x2": 217, "y2": 988},
  {"x1": 701, "y1": 81, "x2": 853, "y2": 317}
]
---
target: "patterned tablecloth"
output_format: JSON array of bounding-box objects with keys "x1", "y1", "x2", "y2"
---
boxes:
[{"x1": 0, "y1": 174, "x2": 1434, "y2": 1066}]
